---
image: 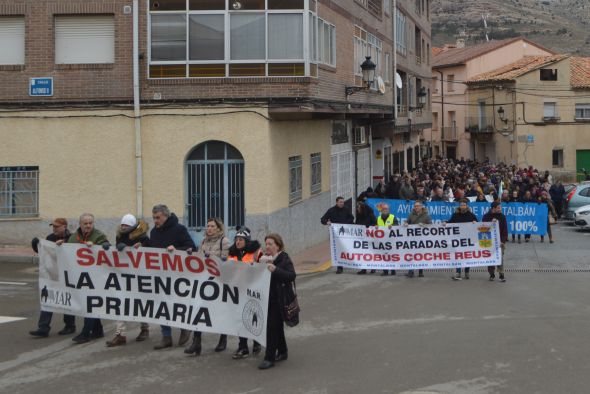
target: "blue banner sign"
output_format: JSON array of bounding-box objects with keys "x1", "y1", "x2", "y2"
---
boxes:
[{"x1": 366, "y1": 199, "x2": 548, "y2": 236}]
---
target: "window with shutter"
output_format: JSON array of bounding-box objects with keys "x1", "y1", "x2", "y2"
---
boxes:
[
  {"x1": 55, "y1": 16, "x2": 115, "y2": 64},
  {"x1": 0, "y1": 17, "x2": 25, "y2": 65}
]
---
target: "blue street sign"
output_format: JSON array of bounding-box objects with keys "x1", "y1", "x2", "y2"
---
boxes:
[
  {"x1": 29, "y1": 78, "x2": 53, "y2": 97},
  {"x1": 527, "y1": 134, "x2": 535, "y2": 143}
]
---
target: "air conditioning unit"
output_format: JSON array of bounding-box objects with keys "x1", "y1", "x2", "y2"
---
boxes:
[{"x1": 353, "y1": 127, "x2": 366, "y2": 145}]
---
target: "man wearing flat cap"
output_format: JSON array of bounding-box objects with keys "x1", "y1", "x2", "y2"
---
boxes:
[{"x1": 29, "y1": 218, "x2": 76, "y2": 337}]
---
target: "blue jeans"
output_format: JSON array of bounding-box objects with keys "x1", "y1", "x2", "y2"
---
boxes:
[
  {"x1": 161, "y1": 325, "x2": 171, "y2": 337},
  {"x1": 38, "y1": 311, "x2": 75, "y2": 333},
  {"x1": 455, "y1": 267, "x2": 471, "y2": 274}
]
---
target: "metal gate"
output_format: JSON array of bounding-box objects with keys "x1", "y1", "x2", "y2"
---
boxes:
[{"x1": 185, "y1": 141, "x2": 244, "y2": 233}]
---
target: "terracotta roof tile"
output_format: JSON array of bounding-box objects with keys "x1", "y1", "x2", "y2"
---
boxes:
[
  {"x1": 571, "y1": 57, "x2": 590, "y2": 89},
  {"x1": 432, "y1": 47, "x2": 444, "y2": 57},
  {"x1": 466, "y1": 54, "x2": 569, "y2": 83},
  {"x1": 432, "y1": 37, "x2": 555, "y2": 68}
]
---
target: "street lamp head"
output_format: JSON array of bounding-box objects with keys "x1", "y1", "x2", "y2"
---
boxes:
[
  {"x1": 417, "y1": 87, "x2": 427, "y2": 106},
  {"x1": 497, "y1": 106, "x2": 506, "y2": 120},
  {"x1": 360, "y1": 56, "x2": 376, "y2": 88}
]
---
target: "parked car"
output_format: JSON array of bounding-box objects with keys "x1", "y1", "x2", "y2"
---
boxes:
[
  {"x1": 565, "y1": 182, "x2": 590, "y2": 220},
  {"x1": 573, "y1": 205, "x2": 590, "y2": 230}
]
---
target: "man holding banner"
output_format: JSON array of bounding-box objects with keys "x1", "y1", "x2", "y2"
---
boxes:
[
  {"x1": 376, "y1": 204, "x2": 398, "y2": 276},
  {"x1": 404, "y1": 201, "x2": 432, "y2": 278},
  {"x1": 448, "y1": 200, "x2": 478, "y2": 281},
  {"x1": 56, "y1": 213, "x2": 110, "y2": 344},
  {"x1": 149, "y1": 204, "x2": 196, "y2": 350},
  {"x1": 321, "y1": 197, "x2": 354, "y2": 274}
]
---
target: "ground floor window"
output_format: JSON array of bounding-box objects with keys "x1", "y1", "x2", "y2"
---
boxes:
[
  {"x1": 289, "y1": 155, "x2": 303, "y2": 204},
  {"x1": 310, "y1": 153, "x2": 321, "y2": 195},
  {"x1": 0, "y1": 166, "x2": 39, "y2": 218},
  {"x1": 552, "y1": 149, "x2": 564, "y2": 168}
]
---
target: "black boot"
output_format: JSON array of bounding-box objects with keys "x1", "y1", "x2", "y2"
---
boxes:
[
  {"x1": 184, "y1": 332, "x2": 201, "y2": 355},
  {"x1": 215, "y1": 334, "x2": 227, "y2": 352},
  {"x1": 357, "y1": 270, "x2": 367, "y2": 275}
]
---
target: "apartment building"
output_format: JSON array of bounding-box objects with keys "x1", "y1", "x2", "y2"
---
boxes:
[
  {"x1": 0, "y1": 0, "x2": 430, "y2": 250},
  {"x1": 429, "y1": 37, "x2": 553, "y2": 160},
  {"x1": 371, "y1": 0, "x2": 432, "y2": 184},
  {"x1": 465, "y1": 55, "x2": 590, "y2": 181}
]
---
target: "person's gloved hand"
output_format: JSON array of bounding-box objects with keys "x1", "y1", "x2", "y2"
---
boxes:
[
  {"x1": 102, "y1": 242, "x2": 111, "y2": 251},
  {"x1": 116, "y1": 243, "x2": 126, "y2": 252},
  {"x1": 186, "y1": 248, "x2": 193, "y2": 255},
  {"x1": 221, "y1": 256, "x2": 227, "y2": 261},
  {"x1": 204, "y1": 252, "x2": 210, "y2": 258}
]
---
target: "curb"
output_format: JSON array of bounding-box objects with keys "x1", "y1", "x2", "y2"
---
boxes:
[
  {"x1": 0, "y1": 254, "x2": 38, "y2": 264},
  {"x1": 297, "y1": 260, "x2": 332, "y2": 276}
]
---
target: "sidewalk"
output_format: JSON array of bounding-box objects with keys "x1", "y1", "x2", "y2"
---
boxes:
[
  {"x1": 0, "y1": 241, "x2": 333, "y2": 275},
  {"x1": 290, "y1": 240, "x2": 332, "y2": 276}
]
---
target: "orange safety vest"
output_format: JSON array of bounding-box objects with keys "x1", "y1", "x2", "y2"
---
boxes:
[{"x1": 228, "y1": 249, "x2": 262, "y2": 263}]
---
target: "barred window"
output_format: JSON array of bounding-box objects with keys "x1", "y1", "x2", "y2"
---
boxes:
[
  {"x1": 0, "y1": 166, "x2": 39, "y2": 218},
  {"x1": 289, "y1": 156, "x2": 302, "y2": 204},
  {"x1": 310, "y1": 153, "x2": 321, "y2": 194}
]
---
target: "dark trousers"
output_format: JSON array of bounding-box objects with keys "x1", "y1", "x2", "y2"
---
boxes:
[
  {"x1": 81, "y1": 318, "x2": 103, "y2": 337},
  {"x1": 455, "y1": 267, "x2": 471, "y2": 274},
  {"x1": 37, "y1": 311, "x2": 75, "y2": 333},
  {"x1": 238, "y1": 337, "x2": 260, "y2": 350},
  {"x1": 264, "y1": 301, "x2": 287, "y2": 362}
]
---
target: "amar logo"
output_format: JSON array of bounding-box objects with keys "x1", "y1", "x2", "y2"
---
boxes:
[{"x1": 477, "y1": 226, "x2": 492, "y2": 248}]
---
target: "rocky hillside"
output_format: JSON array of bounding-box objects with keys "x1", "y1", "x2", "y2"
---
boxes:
[{"x1": 432, "y1": 0, "x2": 590, "y2": 55}]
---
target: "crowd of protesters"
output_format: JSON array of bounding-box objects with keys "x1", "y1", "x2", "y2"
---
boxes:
[
  {"x1": 369, "y1": 158, "x2": 560, "y2": 243},
  {"x1": 29, "y1": 205, "x2": 294, "y2": 371},
  {"x1": 321, "y1": 158, "x2": 568, "y2": 281}
]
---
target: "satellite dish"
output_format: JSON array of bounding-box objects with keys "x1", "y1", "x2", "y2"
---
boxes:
[
  {"x1": 395, "y1": 72, "x2": 403, "y2": 89},
  {"x1": 377, "y1": 77, "x2": 386, "y2": 94}
]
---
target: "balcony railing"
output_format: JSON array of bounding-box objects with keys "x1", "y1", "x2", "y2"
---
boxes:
[
  {"x1": 415, "y1": 55, "x2": 422, "y2": 65},
  {"x1": 397, "y1": 104, "x2": 408, "y2": 118},
  {"x1": 367, "y1": 0, "x2": 382, "y2": 16},
  {"x1": 465, "y1": 118, "x2": 494, "y2": 133},
  {"x1": 441, "y1": 126, "x2": 457, "y2": 141}
]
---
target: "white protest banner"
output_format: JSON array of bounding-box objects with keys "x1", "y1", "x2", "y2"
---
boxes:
[
  {"x1": 330, "y1": 222, "x2": 501, "y2": 270},
  {"x1": 38, "y1": 240, "x2": 271, "y2": 345}
]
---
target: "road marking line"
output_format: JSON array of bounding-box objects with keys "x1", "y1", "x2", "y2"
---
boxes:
[
  {"x1": 0, "y1": 316, "x2": 26, "y2": 324},
  {"x1": 0, "y1": 281, "x2": 28, "y2": 286}
]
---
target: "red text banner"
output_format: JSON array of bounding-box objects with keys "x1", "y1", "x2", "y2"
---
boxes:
[
  {"x1": 38, "y1": 240, "x2": 271, "y2": 345},
  {"x1": 330, "y1": 222, "x2": 502, "y2": 270}
]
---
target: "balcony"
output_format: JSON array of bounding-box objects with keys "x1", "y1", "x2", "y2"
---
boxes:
[
  {"x1": 465, "y1": 118, "x2": 494, "y2": 134},
  {"x1": 367, "y1": 0, "x2": 382, "y2": 16},
  {"x1": 415, "y1": 55, "x2": 422, "y2": 65},
  {"x1": 441, "y1": 126, "x2": 458, "y2": 141}
]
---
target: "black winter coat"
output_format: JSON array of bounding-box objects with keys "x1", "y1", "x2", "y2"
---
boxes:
[
  {"x1": 355, "y1": 204, "x2": 377, "y2": 227},
  {"x1": 321, "y1": 206, "x2": 354, "y2": 225},
  {"x1": 228, "y1": 240, "x2": 262, "y2": 261},
  {"x1": 269, "y1": 252, "x2": 296, "y2": 306},
  {"x1": 116, "y1": 220, "x2": 150, "y2": 247},
  {"x1": 149, "y1": 213, "x2": 196, "y2": 251},
  {"x1": 482, "y1": 212, "x2": 508, "y2": 243},
  {"x1": 31, "y1": 230, "x2": 72, "y2": 253},
  {"x1": 448, "y1": 209, "x2": 478, "y2": 223}
]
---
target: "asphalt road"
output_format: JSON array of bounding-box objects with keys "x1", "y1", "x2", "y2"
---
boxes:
[{"x1": 1, "y1": 223, "x2": 589, "y2": 394}]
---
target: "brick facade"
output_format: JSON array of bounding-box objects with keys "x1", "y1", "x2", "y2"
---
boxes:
[{"x1": 0, "y1": 0, "x2": 406, "y2": 113}]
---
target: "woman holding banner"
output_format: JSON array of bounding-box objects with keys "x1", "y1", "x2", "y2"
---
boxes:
[
  {"x1": 227, "y1": 227, "x2": 263, "y2": 359},
  {"x1": 184, "y1": 218, "x2": 231, "y2": 356},
  {"x1": 258, "y1": 233, "x2": 296, "y2": 370}
]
